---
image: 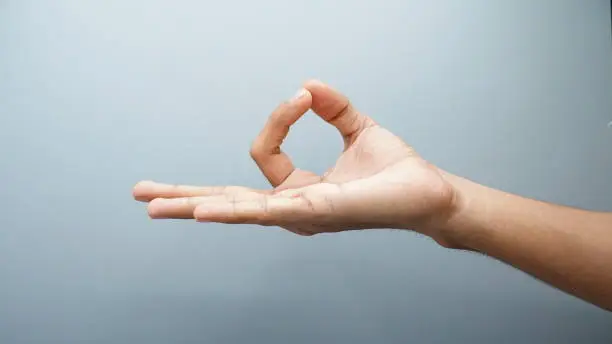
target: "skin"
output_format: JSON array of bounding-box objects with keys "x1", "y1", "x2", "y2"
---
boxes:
[{"x1": 133, "y1": 80, "x2": 612, "y2": 312}]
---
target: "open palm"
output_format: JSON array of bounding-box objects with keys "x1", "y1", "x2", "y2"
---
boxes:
[{"x1": 134, "y1": 80, "x2": 455, "y2": 238}]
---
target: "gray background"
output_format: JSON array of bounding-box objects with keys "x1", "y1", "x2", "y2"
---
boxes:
[{"x1": 1, "y1": 0, "x2": 611, "y2": 343}]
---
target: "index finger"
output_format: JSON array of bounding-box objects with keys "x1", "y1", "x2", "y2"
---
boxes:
[{"x1": 249, "y1": 89, "x2": 313, "y2": 187}]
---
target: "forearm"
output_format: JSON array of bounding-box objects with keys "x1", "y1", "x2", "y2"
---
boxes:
[{"x1": 439, "y1": 174, "x2": 612, "y2": 311}]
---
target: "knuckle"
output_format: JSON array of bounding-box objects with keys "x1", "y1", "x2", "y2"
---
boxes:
[
  {"x1": 249, "y1": 141, "x2": 265, "y2": 159},
  {"x1": 328, "y1": 101, "x2": 351, "y2": 123}
]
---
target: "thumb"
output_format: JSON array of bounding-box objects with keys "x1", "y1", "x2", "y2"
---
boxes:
[{"x1": 303, "y1": 79, "x2": 375, "y2": 144}]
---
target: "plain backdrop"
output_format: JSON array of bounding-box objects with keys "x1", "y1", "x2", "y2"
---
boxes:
[{"x1": 1, "y1": 0, "x2": 611, "y2": 343}]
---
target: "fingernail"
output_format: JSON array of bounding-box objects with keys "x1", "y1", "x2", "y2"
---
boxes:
[{"x1": 290, "y1": 88, "x2": 308, "y2": 101}]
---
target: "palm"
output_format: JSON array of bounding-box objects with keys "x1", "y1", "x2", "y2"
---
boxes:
[
  {"x1": 278, "y1": 126, "x2": 414, "y2": 187},
  {"x1": 272, "y1": 126, "x2": 450, "y2": 235},
  {"x1": 325, "y1": 127, "x2": 415, "y2": 183}
]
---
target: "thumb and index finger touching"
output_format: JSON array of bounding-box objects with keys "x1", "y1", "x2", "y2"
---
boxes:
[
  {"x1": 250, "y1": 79, "x2": 375, "y2": 188},
  {"x1": 305, "y1": 79, "x2": 375, "y2": 143}
]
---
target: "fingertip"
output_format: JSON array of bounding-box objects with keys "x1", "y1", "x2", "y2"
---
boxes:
[
  {"x1": 301, "y1": 79, "x2": 351, "y2": 121},
  {"x1": 303, "y1": 88, "x2": 313, "y2": 102},
  {"x1": 290, "y1": 87, "x2": 310, "y2": 100},
  {"x1": 147, "y1": 198, "x2": 165, "y2": 219},
  {"x1": 133, "y1": 180, "x2": 156, "y2": 201},
  {"x1": 287, "y1": 87, "x2": 312, "y2": 108},
  {"x1": 303, "y1": 80, "x2": 330, "y2": 100}
]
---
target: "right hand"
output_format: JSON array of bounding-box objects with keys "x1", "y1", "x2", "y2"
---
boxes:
[{"x1": 133, "y1": 80, "x2": 459, "y2": 245}]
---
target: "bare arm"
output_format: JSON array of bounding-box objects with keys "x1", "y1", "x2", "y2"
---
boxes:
[
  {"x1": 437, "y1": 173, "x2": 612, "y2": 311},
  {"x1": 134, "y1": 80, "x2": 612, "y2": 312}
]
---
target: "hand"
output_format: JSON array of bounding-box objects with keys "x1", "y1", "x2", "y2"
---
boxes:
[{"x1": 133, "y1": 80, "x2": 457, "y2": 244}]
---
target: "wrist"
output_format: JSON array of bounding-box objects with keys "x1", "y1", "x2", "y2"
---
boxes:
[{"x1": 419, "y1": 171, "x2": 481, "y2": 250}]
